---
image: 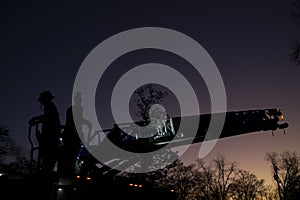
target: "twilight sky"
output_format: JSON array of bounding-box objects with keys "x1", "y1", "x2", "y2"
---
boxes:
[{"x1": 2, "y1": 0, "x2": 300, "y2": 185}]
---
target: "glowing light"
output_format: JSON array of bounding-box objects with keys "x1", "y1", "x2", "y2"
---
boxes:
[
  {"x1": 279, "y1": 114, "x2": 284, "y2": 121},
  {"x1": 86, "y1": 176, "x2": 91, "y2": 180}
]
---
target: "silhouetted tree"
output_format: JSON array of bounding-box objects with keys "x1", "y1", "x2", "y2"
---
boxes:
[
  {"x1": 147, "y1": 159, "x2": 199, "y2": 200},
  {"x1": 290, "y1": 0, "x2": 300, "y2": 66},
  {"x1": 0, "y1": 125, "x2": 24, "y2": 164},
  {"x1": 138, "y1": 154, "x2": 278, "y2": 200},
  {"x1": 230, "y1": 169, "x2": 265, "y2": 200},
  {"x1": 2, "y1": 156, "x2": 31, "y2": 174},
  {"x1": 0, "y1": 125, "x2": 28, "y2": 173},
  {"x1": 266, "y1": 151, "x2": 300, "y2": 200},
  {"x1": 118, "y1": 148, "x2": 179, "y2": 173},
  {"x1": 196, "y1": 154, "x2": 238, "y2": 200},
  {"x1": 262, "y1": 185, "x2": 279, "y2": 200},
  {"x1": 133, "y1": 84, "x2": 168, "y2": 124}
]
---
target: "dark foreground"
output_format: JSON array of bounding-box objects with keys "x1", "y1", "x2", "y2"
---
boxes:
[{"x1": 0, "y1": 172, "x2": 176, "y2": 200}]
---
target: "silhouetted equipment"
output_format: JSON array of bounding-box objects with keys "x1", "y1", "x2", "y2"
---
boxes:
[
  {"x1": 28, "y1": 107, "x2": 289, "y2": 172},
  {"x1": 28, "y1": 120, "x2": 42, "y2": 173},
  {"x1": 27, "y1": 107, "x2": 289, "y2": 199},
  {"x1": 105, "y1": 108, "x2": 289, "y2": 153}
]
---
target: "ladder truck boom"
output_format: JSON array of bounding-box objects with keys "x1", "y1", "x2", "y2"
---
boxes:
[
  {"x1": 27, "y1": 107, "x2": 289, "y2": 171},
  {"x1": 105, "y1": 108, "x2": 289, "y2": 153}
]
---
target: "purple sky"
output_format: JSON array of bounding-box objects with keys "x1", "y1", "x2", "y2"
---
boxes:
[{"x1": 2, "y1": 0, "x2": 300, "y2": 185}]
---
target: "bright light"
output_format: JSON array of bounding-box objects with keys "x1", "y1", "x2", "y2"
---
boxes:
[
  {"x1": 86, "y1": 176, "x2": 91, "y2": 180},
  {"x1": 170, "y1": 189, "x2": 175, "y2": 192},
  {"x1": 58, "y1": 188, "x2": 63, "y2": 191},
  {"x1": 279, "y1": 114, "x2": 284, "y2": 121},
  {"x1": 129, "y1": 183, "x2": 142, "y2": 187},
  {"x1": 76, "y1": 175, "x2": 80, "y2": 179}
]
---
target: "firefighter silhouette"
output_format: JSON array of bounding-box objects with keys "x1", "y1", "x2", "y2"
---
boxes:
[
  {"x1": 59, "y1": 92, "x2": 92, "y2": 178},
  {"x1": 29, "y1": 90, "x2": 61, "y2": 174}
]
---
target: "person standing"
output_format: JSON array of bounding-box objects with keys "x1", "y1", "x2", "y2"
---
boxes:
[
  {"x1": 29, "y1": 90, "x2": 61, "y2": 175},
  {"x1": 59, "y1": 92, "x2": 92, "y2": 178}
]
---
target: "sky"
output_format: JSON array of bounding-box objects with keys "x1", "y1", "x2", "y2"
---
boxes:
[{"x1": 2, "y1": 0, "x2": 300, "y2": 185}]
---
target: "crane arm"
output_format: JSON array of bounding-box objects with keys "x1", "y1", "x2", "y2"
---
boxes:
[{"x1": 106, "y1": 108, "x2": 289, "y2": 152}]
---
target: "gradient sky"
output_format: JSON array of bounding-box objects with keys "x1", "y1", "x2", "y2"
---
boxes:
[{"x1": 2, "y1": 0, "x2": 300, "y2": 185}]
